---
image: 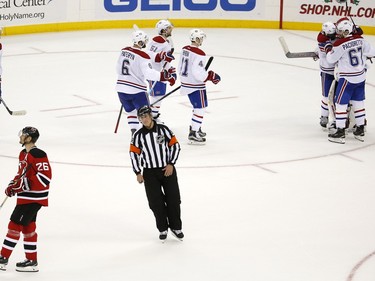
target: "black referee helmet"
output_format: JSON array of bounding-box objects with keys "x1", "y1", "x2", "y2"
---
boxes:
[{"x1": 137, "y1": 105, "x2": 152, "y2": 117}]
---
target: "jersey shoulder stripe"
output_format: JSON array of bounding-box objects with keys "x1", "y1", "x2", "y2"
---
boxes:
[
  {"x1": 183, "y1": 45, "x2": 206, "y2": 56},
  {"x1": 122, "y1": 47, "x2": 151, "y2": 59}
]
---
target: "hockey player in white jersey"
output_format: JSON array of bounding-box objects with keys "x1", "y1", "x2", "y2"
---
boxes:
[
  {"x1": 116, "y1": 29, "x2": 176, "y2": 134},
  {"x1": 178, "y1": 29, "x2": 221, "y2": 144},
  {"x1": 325, "y1": 19, "x2": 375, "y2": 143},
  {"x1": 316, "y1": 22, "x2": 336, "y2": 129},
  {"x1": 146, "y1": 19, "x2": 176, "y2": 121}
]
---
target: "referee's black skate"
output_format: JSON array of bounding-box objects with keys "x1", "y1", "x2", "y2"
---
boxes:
[
  {"x1": 159, "y1": 230, "x2": 168, "y2": 243},
  {"x1": 0, "y1": 256, "x2": 8, "y2": 271},
  {"x1": 328, "y1": 128, "x2": 345, "y2": 144},
  {"x1": 353, "y1": 124, "x2": 365, "y2": 142},
  {"x1": 171, "y1": 229, "x2": 184, "y2": 241},
  {"x1": 15, "y1": 259, "x2": 39, "y2": 272}
]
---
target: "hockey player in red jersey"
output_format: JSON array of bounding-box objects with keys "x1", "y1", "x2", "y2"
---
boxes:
[
  {"x1": 178, "y1": 29, "x2": 221, "y2": 144},
  {"x1": 0, "y1": 127, "x2": 52, "y2": 272}
]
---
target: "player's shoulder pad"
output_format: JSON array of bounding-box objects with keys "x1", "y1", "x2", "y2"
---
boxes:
[
  {"x1": 29, "y1": 147, "x2": 47, "y2": 158},
  {"x1": 153, "y1": 36, "x2": 166, "y2": 44},
  {"x1": 183, "y1": 45, "x2": 206, "y2": 56},
  {"x1": 333, "y1": 34, "x2": 363, "y2": 47}
]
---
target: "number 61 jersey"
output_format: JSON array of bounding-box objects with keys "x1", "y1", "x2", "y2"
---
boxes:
[{"x1": 14, "y1": 147, "x2": 52, "y2": 206}]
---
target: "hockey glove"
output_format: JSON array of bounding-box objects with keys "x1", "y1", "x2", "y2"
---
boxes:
[
  {"x1": 155, "y1": 51, "x2": 175, "y2": 63},
  {"x1": 319, "y1": 42, "x2": 333, "y2": 54},
  {"x1": 205, "y1": 71, "x2": 221, "y2": 84},
  {"x1": 160, "y1": 70, "x2": 176, "y2": 86},
  {"x1": 5, "y1": 181, "x2": 16, "y2": 197},
  {"x1": 168, "y1": 67, "x2": 177, "y2": 80}
]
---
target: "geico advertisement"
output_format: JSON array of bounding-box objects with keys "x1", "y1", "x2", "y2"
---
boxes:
[
  {"x1": 97, "y1": 0, "x2": 265, "y2": 20},
  {"x1": 0, "y1": 0, "x2": 66, "y2": 26},
  {"x1": 288, "y1": 0, "x2": 374, "y2": 24}
]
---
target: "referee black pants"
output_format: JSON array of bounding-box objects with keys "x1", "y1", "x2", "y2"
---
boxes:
[{"x1": 143, "y1": 167, "x2": 182, "y2": 232}]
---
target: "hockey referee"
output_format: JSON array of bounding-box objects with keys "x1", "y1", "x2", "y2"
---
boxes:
[{"x1": 129, "y1": 105, "x2": 184, "y2": 242}]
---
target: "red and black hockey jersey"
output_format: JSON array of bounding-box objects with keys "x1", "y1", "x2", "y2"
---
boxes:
[{"x1": 13, "y1": 147, "x2": 52, "y2": 206}]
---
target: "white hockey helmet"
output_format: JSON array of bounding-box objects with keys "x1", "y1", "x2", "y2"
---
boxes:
[
  {"x1": 190, "y1": 29, "x2": 206, "y2": 45},
  {"x1": 155, "y1": 19, "x2": 173, "y2": 36},
  {"x1": 336, "y1": 19, "x2": 353, "y2": 38},
  {"x1": 132, "y1": 30, "x2": 149, "y2": 48},
  {"x1": 322, "y1": 22, "x2": 336, "y2": 36}
]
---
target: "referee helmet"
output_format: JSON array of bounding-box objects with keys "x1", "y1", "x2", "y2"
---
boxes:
[{"x1": 137, "y1": 105, "x2": 152, "y2": 117}]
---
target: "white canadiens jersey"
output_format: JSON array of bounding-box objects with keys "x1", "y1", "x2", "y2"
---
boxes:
[
  {"x1": 327, "y1": 35, "x2": 375, "y2": 83},
  {"x1": 147, "y1": 36, "x2": 173, "y2": 72},
  {"x1": 317, "y1": 46, "x2": 335, "y2": 75},
  {"x1": 116, "y1": 47, "x2": 160, "y2": 94},
  {"x1": 178, "y1": 45, "x2": 208, "y2": 95}
]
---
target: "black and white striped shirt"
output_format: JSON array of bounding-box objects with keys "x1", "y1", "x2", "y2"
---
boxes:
[{"x1": 130, "y1": 123, "x2": 181, "y2": 174}]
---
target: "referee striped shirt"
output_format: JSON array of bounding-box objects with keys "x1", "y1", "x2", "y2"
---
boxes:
[{"x1": 129, "y1": 123, "x2": 181, "y2": 174}]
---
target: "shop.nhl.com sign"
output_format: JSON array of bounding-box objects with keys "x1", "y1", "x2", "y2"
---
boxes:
[{"x1": 0, "y1": 0, "x2": 53, "y2": 9}]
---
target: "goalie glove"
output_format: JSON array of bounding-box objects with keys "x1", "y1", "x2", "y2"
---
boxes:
[{"x1": 205, "y1": 70, "x2": 221, "y2": 84}]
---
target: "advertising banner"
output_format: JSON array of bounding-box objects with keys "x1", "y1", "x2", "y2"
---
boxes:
[
  {"x1": 96, "y1": 0, "x2": 266, "y2": 20},
  {"x1": 0, "y1": 0, "x2": 67, "y2": 26},
  {"x1": 285, "y1": 0, "x2": 374, "y2": 26}
]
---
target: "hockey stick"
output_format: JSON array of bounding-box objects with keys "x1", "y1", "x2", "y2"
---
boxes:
[
  {"x1": 150, "y1": 56, "x2": 214, "y2": 106},
  {"x1": 114, "y1": 105, "x2": 123, "y2": 133},
  {"x1": 278, "y1": 37, "x2": 318, "y2": 59},
  {"x1": 0, "y1": 196, "x2": 8, "y2": 211},
  {"x1": 327, "y1": 79, "x2": 337, "y2": 126},
  {"x1": 0, "y1": 97, "x2": 27, "y2": 116}
]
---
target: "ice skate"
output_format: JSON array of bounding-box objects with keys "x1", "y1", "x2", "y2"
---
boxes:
[
  {"x1": 328, "y1": 128, "x2": 345, "y2": 144},
  {"x1": 159, "y1": 230, "x2": 168, "y2": 243},
  {"x1": 0, "y1": 256, "x2": 8, "y2": 271},
  {"x1": 353, "y1": 124, "x2": 365, "y2": 142},
  {"x1": 188, "y1": 130, "x2": 206, "y2": 145},
  {"x1": 15, "y1": 259, "x2": 39, "y2": 272},
  {"x1": 320, "y1": 116, "x2": 328, "y2": 128},
  {"x1": 170, "y1": 229, "x2": 184, "y2": 241}
]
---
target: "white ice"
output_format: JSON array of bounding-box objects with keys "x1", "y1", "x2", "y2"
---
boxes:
[{"x1": 0, "y1": 28, "x2": 375, "y2": 281}]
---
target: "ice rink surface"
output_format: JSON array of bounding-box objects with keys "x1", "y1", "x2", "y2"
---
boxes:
[{"x1": 0, "y1": 27, "x2": 375, "y2": 281}]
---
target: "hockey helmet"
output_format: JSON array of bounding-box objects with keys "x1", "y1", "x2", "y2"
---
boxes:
[
  {"x1": 336, "y1": 19, "x2": 353, "y2": 38},
  {"x1": 19, "y1": 126, "x2": 40, "y2": 143},
  {"x1": 322, "y1": 22, "x2": 336, "y2": 36},
  {"x1": 137, "y1": 105, "x2": 152, "y2": 117},
  {"x1": 155, "y1": 19, "x2": 173, "y2": 36},
  {"x1": 190, "y1": 29, "x2": 206, "y2": 45},
  {"x1": 132, "y1": 30, "x2": 149, "y2": 48}
]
